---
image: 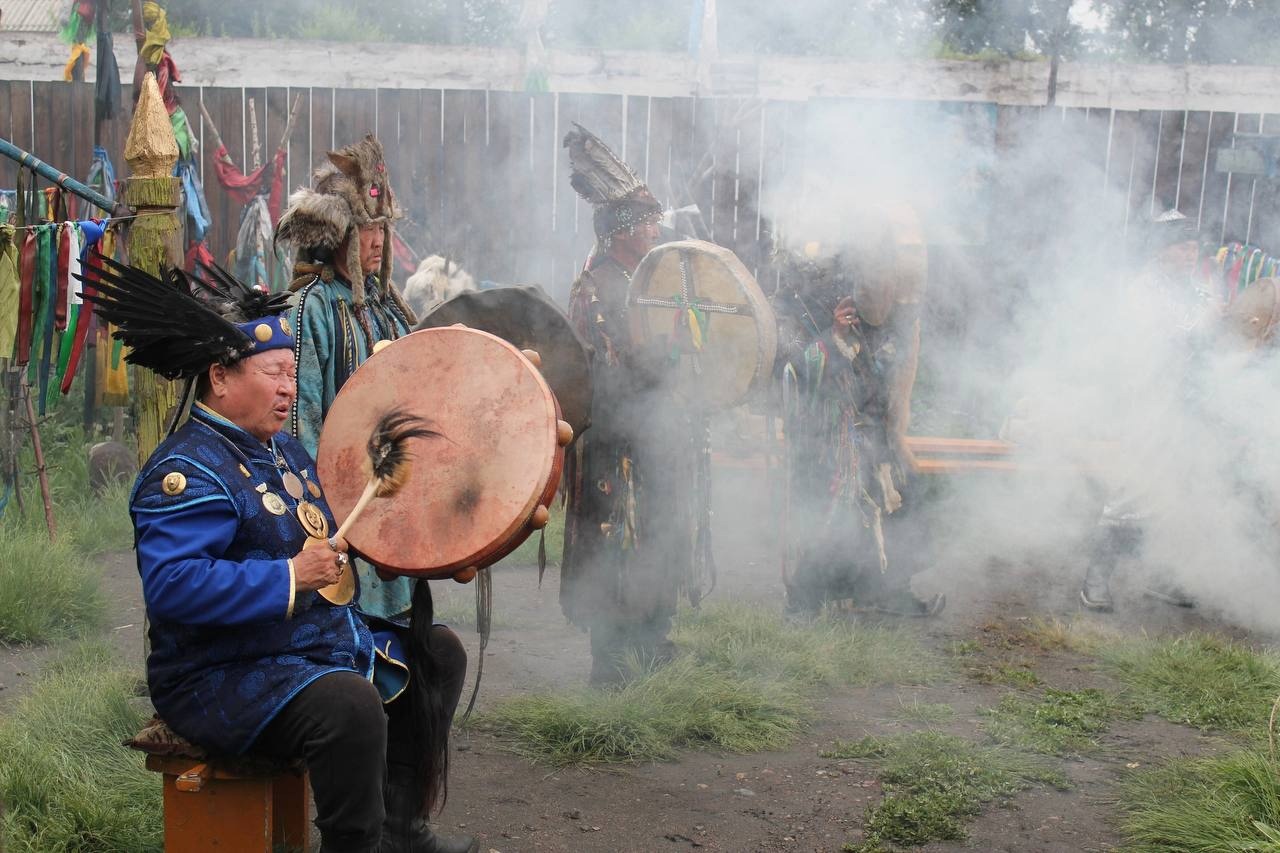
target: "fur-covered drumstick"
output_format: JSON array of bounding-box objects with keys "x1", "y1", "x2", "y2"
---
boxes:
[{"x1": 328, "y1": 409, "x2": 442, "y2": 548}]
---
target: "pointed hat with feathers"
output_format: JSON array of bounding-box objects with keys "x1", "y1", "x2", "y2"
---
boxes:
[{"x1": 563, "y1": 123, "x2": 662, "y2": 240}]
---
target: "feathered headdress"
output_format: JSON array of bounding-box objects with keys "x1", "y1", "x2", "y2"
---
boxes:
[
  {"x1": 276, "y1": 134, "x2": 414, "y2": 320},
  {"x1": 77, "y1": 258, "x2": 294, "y2": 381},
  {"x1": 563, "y1": 123, "x2": 662, "y2": 240}
]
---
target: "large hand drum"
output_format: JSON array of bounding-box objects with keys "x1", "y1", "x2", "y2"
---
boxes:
[
  {"x1": 628, "y1": 239, "x2": 777, "y2": 410},
  {"x1": 1224, "y1": 277, "x2": 1280, "y2": 349},
  {"x1": 415, "y1": 285, "x2": 593, "y2": 437},
  {"x1": 316, "y1": 327, "x2": 567, "y2": 579}
]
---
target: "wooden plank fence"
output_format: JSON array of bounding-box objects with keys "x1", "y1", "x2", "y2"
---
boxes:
[{"x1": 4, "y1": 80, "x2": 1280, "y2": 304}]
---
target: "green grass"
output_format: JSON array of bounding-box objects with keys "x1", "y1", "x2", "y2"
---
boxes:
[
  {"x1": 0, "y1": 418, "x2": 134, "y2": 643},
  {"x1": 896, "y1": 697, "x2": 955, "y2": 725},
  {"x1": 482, "y1": 603, "x2": 940, "y2": 765},
  {"x1": 1099, "y1": 633, "x2": 1280, "y2": 732},
  {"x1": 0, "y1": 642, "x2": 162, "y2": 852},
  {"x1": 481, "y1": 655, "x2": 808, "y2": 765},
  {"x1": 965, "y1": 660, "x2": 1042, "y2": 689},
  {"x1": 1118, "y1": 748, "x2": 1280, "y2": 852},
  {"x1": 984, "y1": 688, "x2": 1142, "y2": 755},
  {"x1": 672, "y1": 601, "x2": 944, "y2": 688},
  {"x1": 0, "y1": 518, "x2": 105, "y2": 645},
  {"x1": 59, "y1": 480, "x2": 134, "y2": 556},
  {"x1": 826, "y1": 732, "x2": 1068, "y2": 852}
]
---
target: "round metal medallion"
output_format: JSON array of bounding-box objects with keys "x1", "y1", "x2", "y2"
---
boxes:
[
  {"x1": 296, "y1": 501, "x2": 329, "y2": 538},
  {"x1": 262, "y1": 492, "x2": 287, "y2": 516}
]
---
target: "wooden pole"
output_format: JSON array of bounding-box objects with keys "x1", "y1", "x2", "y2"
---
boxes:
[
  {"x1": 124, "y1": 72, "x2": 182, "y2": 465},
  {"x1": 21, "y1": 382, "x2": 55, "y2": 541},
  {"x1": 248, "y1": 97, "x2": 262, "y2": 171}
]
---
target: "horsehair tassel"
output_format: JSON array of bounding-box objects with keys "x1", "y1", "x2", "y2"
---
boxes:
[
  {"x1": 367, "y1": 408, "x2": 440, "y2": 496},
  {"x1": 330, "y1": 408, "x2": 442, "y2": 545}
]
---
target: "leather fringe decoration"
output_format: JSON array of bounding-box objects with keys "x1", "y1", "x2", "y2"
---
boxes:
[{"x1": 458, "y1": 568, "x2": 492, "y2": 725}]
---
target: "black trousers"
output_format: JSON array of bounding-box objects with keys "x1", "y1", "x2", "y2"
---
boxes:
[
  {"x1": 253, "y1": 626, "x2": 469, "y2": 852},
  {"x1": 256, "y1": 670, "x2": 387, "y2": 853}
]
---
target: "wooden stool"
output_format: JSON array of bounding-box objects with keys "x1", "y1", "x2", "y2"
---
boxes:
[{"x1": 128, "y1": 716, "x2": 311, "y2": 853}]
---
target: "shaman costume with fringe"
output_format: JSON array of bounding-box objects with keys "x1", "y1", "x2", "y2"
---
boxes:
[
  {"x1": 777, "y1": 247, "x2": 939, "y2": 616},
  {"x1": 559, "y1": 125, "x2": 698, "y2": 682},
  {"x1": 276, "y1": 135, "x2": 475, "y2": 853}
]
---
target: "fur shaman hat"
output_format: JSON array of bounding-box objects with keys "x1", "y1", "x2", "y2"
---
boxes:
[
  {"x1": 563, "y1": 123, "x2": 662, "y2": 240},
  {"x1": 276, "y1": 134, "x2": 401, "y2": 306}
]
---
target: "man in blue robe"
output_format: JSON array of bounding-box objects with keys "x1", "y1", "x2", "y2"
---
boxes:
[{"x1": 88, "y1": 260, "x2": 387, "y2": 852}]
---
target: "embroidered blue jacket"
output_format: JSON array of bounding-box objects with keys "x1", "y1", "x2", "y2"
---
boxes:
[{"x1": 132, "y1": 403, "x2": 374, "y2": 754}]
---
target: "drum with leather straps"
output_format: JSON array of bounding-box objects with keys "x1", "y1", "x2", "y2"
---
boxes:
[
  {"x1": 1223, "y1": 276, "x2": 1280, "y2": 350},
  {"x1": 627, "y1": 239, "x2": 777, "y2": 411},
  {"x1": 315, "y1": 326, "x2": 573, "y2": 579},
  {"x1": 415, "y1": 285, "x2": 593, "y2": 437}
]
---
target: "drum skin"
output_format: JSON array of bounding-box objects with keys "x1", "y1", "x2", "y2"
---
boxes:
[
  {"x1": 1224, "y1": 277, "x2": 1280, "y2": 349},
  {"x1": 316, "y1": 327, "x2": 563, "y2": 578},
  {"x1": 415, "y1": 285, "x2": 593, "y2": 438},
  {"x1": 627, "y1": 239, "x2": 777, "y2": 411}
]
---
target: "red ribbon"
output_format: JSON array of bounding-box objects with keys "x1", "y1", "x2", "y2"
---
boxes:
[
  {"x1": 60, "y1": 245, "x2": 100, "y2": 395},
  {"x1": 54, "y1": 224, "x2": 71, "y2": 332},
  {"x1": 16, "y1": 232, "x2": 36, "y2": 367}
]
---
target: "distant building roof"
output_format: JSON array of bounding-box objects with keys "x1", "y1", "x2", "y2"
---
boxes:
[{"x1": 2, "y1": 0, "x2": 65, "y2": 33}]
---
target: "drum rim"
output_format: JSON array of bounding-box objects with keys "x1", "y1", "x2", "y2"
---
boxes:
[{"x1": 317, "y1": 326, "x2": 559, "y2": 575}]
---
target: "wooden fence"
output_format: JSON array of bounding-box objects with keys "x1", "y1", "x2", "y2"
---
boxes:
[{"x1": 3, "y1": 79, "x2": 1280, "y2": 304}]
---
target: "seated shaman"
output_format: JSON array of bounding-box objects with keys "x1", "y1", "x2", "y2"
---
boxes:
[{"x1": 83, "y1": 260, "x2": 476, "y2": 853}]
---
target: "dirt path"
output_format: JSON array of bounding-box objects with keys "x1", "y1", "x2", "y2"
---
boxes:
[{"x1": 0, "y1": 513, "x2": 1242, "y2": 852}]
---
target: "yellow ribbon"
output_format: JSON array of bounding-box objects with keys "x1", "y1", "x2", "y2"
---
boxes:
[
  {"x1": 62, "y1": 44, "x2": 90, "y2": 82},
  {"x1": 686, "y1": 308, "x2": 703, "y2": 351},
  {"x1": 140, "y1": 1, "x2": 171, "y2": 67}
]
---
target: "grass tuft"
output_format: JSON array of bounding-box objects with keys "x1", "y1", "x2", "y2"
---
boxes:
[
  {"x1": 828, "y1": 731, "x2": 1068, "y2": 852},
  {"x1": 896, "y1": 696, "x2": 955, "y2": 725},
  {"x1": 482, "y1": 604, "x2": 940, "y2": 765},
  {"x1": 481, "y1": 655, "x2": 807, "y2": 764},
  {"x1": 672, "y1": 601, "x2": 943, "y2": 688},
  {"x1": 1099, "y1": 633, "x2": 1280, "y2": 732},
  {"x1": 984, "y1": 687, "x2": 1141, "y2": 755},
  {"x1": 0, "y1": 521, "x2": 105, "y2": 645},
  {"x1": 1118, "y1": 747, "x2": 1280, "y2": 852},
  {"x1": 0, "y1": 641, "x2": 161, "y2": 852}
]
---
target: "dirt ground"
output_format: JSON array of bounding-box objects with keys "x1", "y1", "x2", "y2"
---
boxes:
[{"x1": 0, "y1": 468, "x2": 1245, "y2": 853}]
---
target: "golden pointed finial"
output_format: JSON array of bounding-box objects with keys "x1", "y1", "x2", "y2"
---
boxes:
[{"x1": 125, "y1": 72, "x2": 179, "y2": 179}]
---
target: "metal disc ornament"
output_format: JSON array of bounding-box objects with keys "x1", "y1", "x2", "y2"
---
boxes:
[
  {"x1": 262, "y1": 492, "x2": 287, "y2": 516},
  {"x1": 282, "y1": 471, "x2": 304, "y2": 500},
  {"x1": 296, "y1": 502, "x2": 329, "y2": 538}
]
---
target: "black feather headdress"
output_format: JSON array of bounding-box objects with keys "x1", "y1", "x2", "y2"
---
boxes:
[
  {"x1": 77, "y1": 259, "x2": 294, "y2": 381},
  {"x1": 563, "y1": 123, "x2": 662, "y2": 239}
]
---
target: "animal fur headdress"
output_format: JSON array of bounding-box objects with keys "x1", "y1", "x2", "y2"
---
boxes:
[
  {"x1": 276, "y1": 134, "x2": 411, "y2": 315},
  {"x1": 563, "y1": 123, "x2": 662, "y2": 240}
]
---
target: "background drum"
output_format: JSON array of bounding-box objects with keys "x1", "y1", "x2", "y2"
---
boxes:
[{"x1": 627, "y1": 239, "x2": 777, "y2": 411}]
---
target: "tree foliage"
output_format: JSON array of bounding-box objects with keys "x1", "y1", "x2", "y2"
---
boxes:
[{"x1": 155, "y1": 0, "x2": 1280, "y2": 65}]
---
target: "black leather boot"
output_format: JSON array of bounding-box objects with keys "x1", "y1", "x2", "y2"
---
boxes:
[{"x1": 379, "y1": 770, "x2": 479, "y2": 853}]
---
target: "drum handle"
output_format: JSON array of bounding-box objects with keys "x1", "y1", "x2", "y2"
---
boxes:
[{"x1": 329, "y1": 479, "x2": 380, "y2": 548}]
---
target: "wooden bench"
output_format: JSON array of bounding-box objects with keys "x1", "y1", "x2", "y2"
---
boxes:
[{"x1": 127, "y1": 716, "x2": 310, "y2": 853}]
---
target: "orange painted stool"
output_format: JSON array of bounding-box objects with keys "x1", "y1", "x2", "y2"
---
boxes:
[{"x1": 128, "y1": 716, "x2": 311, "y2": 852}]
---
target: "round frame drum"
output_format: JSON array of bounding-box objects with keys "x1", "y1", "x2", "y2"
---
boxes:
[
  {"x1": 316, "y1": 327, "x2": 564, "y2": 578},
  {"x1": 1224, "y1": 277, "x2": 1280, "y2": 349},
  {"x1": 628, "y1": 239, "x2": 777, "y2": 411}
]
